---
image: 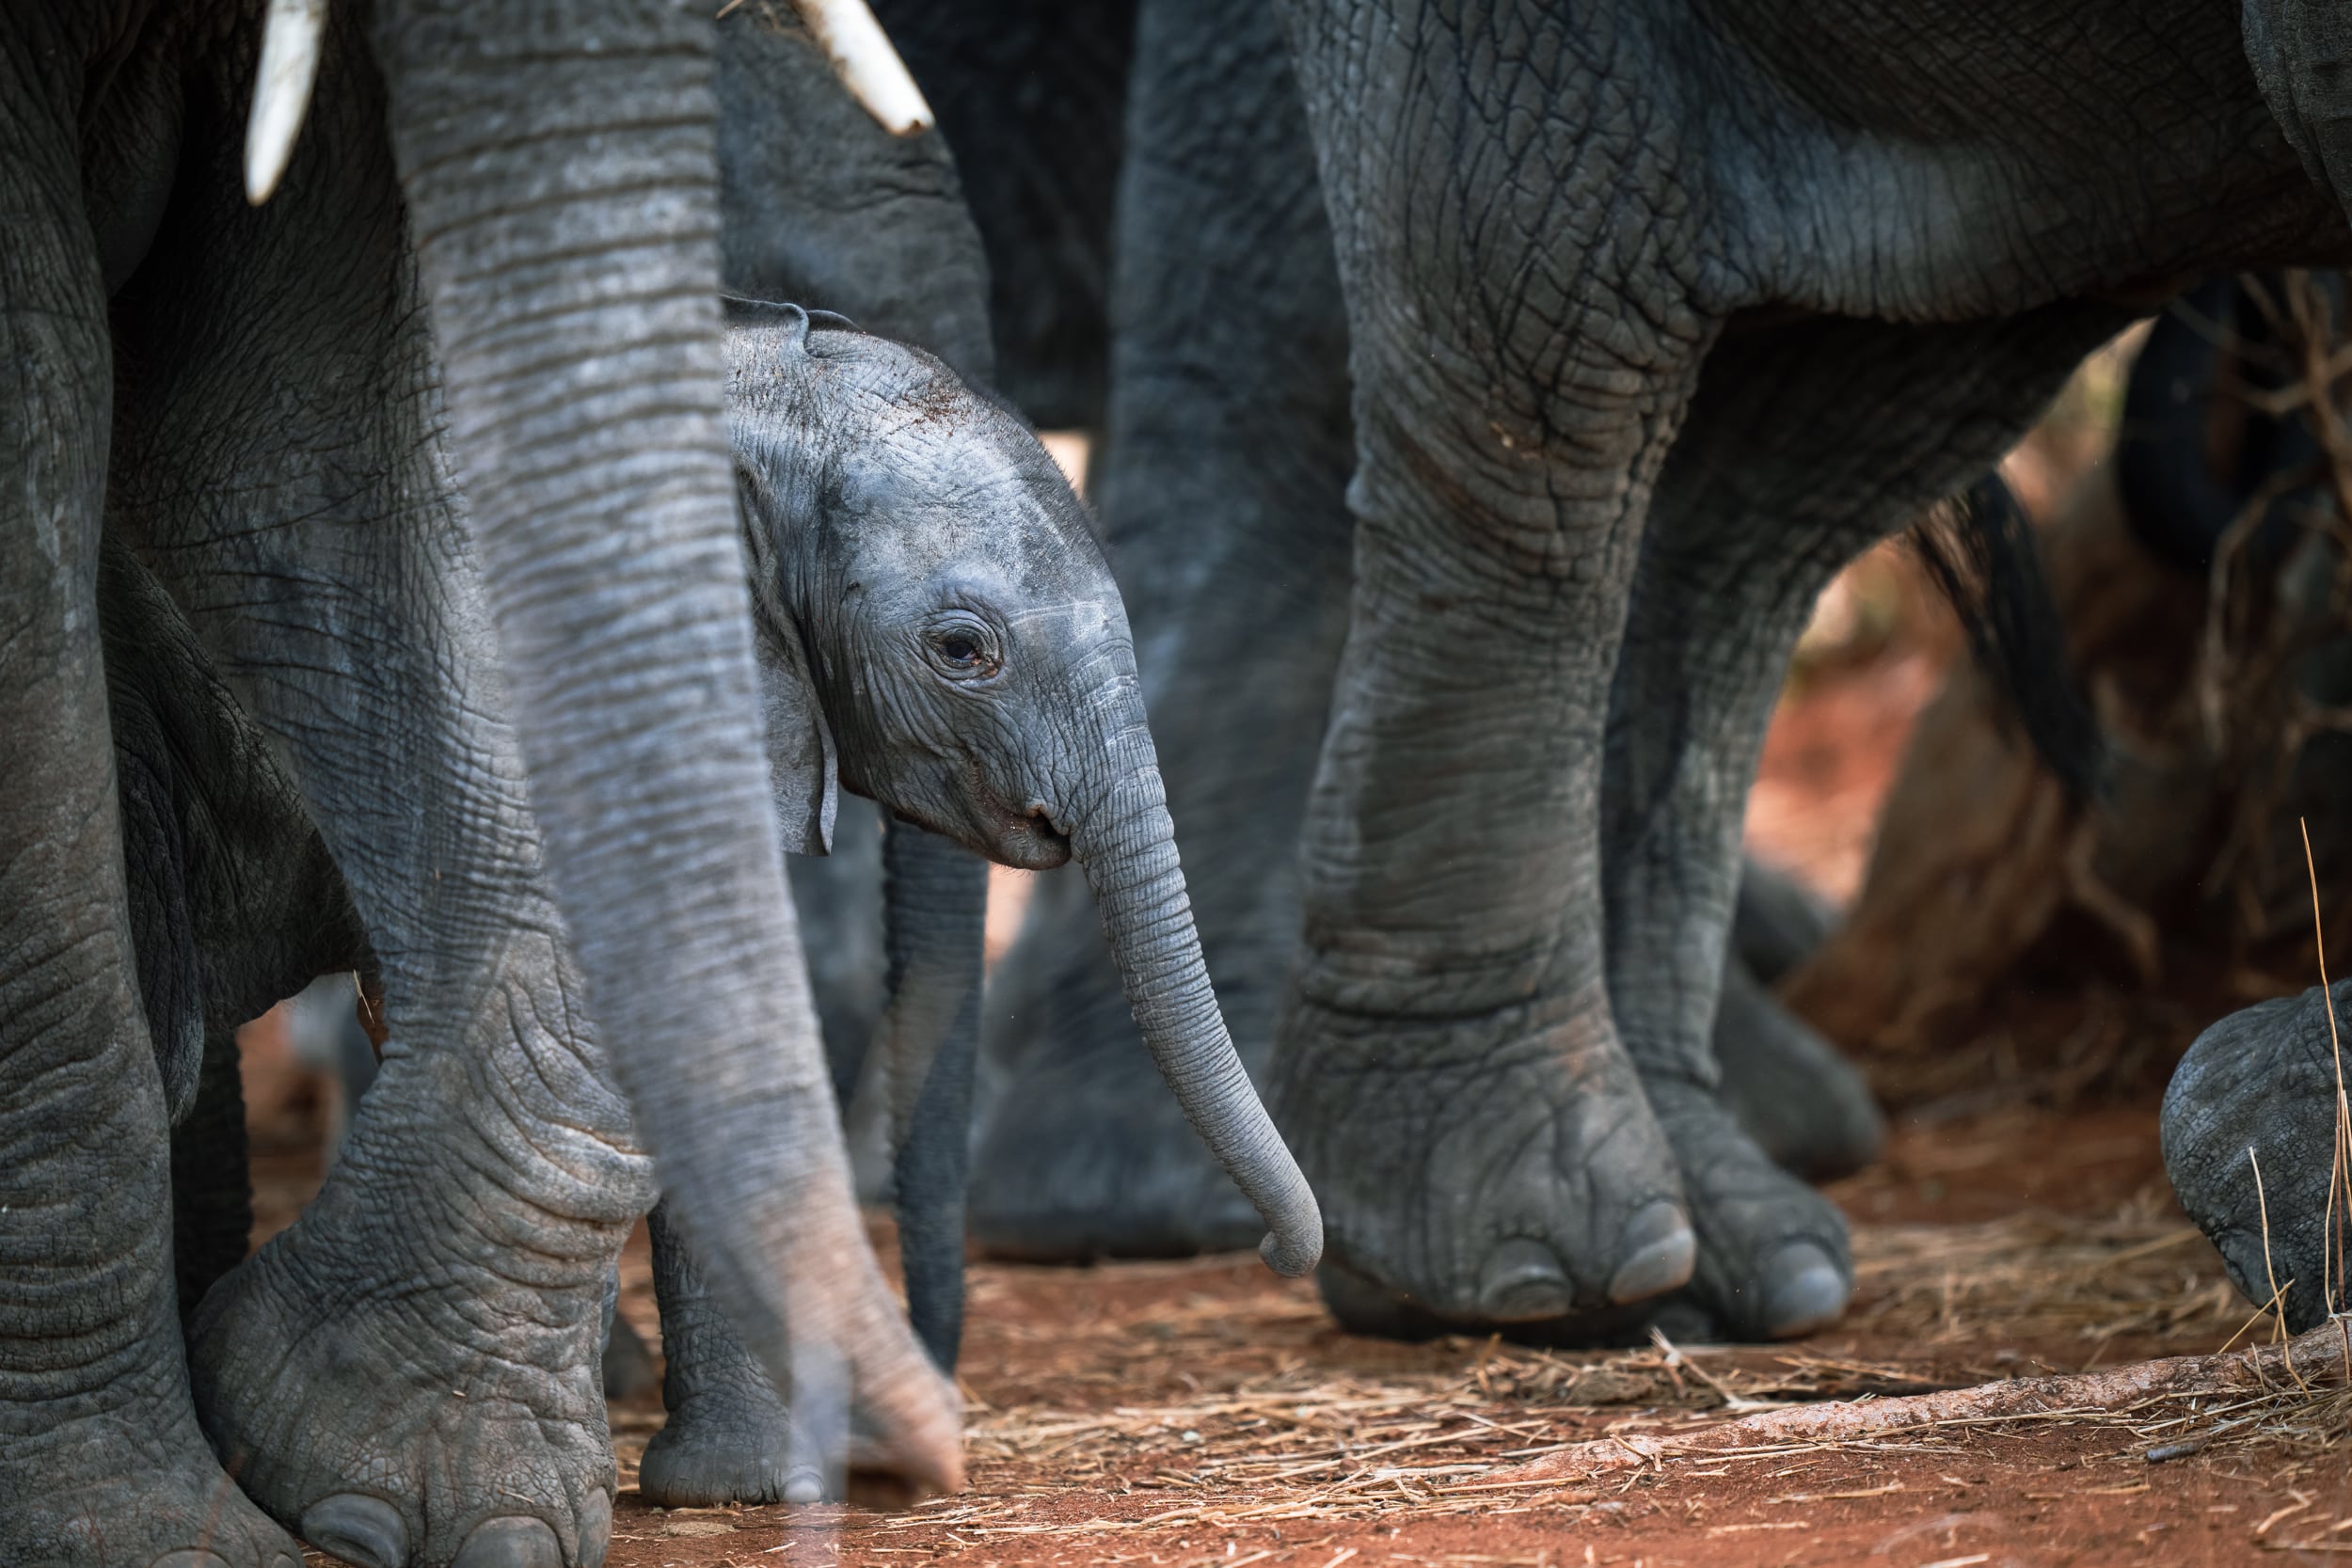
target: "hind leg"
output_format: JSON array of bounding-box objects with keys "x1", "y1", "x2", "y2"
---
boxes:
[{"x1": 1605, "y1": 308, "x2": 2124, "y2": 1338}]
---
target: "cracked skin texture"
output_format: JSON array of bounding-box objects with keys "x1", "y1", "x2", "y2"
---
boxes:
[{"x1": 967, "y1": 0, "x2": 2352, "y2": 1347}]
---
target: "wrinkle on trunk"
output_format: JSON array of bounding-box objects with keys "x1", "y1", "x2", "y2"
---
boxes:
[
  {"x1": 366, "y1": 0, "x2": 957, "y2": 1489},
  {"x1": 1067, "y1": 683, "x2": 1322, "y2": 1276}
]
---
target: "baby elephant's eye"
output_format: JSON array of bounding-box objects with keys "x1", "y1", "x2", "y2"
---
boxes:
[{"x1": 923, "y1": 615, "x2": 1001, "y2": 681}]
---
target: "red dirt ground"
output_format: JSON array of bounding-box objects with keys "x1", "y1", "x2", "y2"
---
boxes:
[{"x1": 574, "y1": 1100, "x2": 2346, "y2": 1568}]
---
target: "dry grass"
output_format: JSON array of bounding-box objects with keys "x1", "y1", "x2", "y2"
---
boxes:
[
  {"x1": 701, "y1": 1205, "x2": 2303, "y2": 1541},
  {"x1": 1847, "y1": 1202, "x2": 2241, "y2": 1354}
]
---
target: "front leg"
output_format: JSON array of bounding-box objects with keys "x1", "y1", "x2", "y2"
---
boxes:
[
  {"x1": 642, "y1": 821, "x2": 985, "y2": 1507},
  {"x1": 106, "y1": 31, "x2": 646, "y2": 1568},
  {"x1": 1604, "y1": 306, "x2": 2130, "y2": 1338},
  {"x1": 0, "y1": 33, "x2": 295, "y2": 1565},
  {"x1": 1271, "y1": 0, "x2": 1721, "y2": 1335}
]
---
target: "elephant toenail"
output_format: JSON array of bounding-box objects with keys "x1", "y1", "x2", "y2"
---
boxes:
[
  {"x1": 784, "y1": 1469, "x2": 828, "y2": 1506},
  {"x1": 270, "y1": 1555, "x2": 304, "y2": 1568},
  {"x1": 1475, "y1": 1238, "x2": 1576, "y2": 1320},
  {"x1": 577, "y1": 1492, "x2": 613, "y2": 1568},
  {"x1": 1759, "y1": 1243, "x2": 1849, "y2": 1338},
  {"x1": 301, "y1": 1494, "x2": 407, "y2": 1568},
  {"x1": 451, "y1": 1516, "x2": 564, "y2": 1568},
  {"x1": 148, "y1": 1553, "x2": 230, "y2": 1568},
  {"x1": 1606, "y1": 1201, "x2": 1695, "y2": 1305}
]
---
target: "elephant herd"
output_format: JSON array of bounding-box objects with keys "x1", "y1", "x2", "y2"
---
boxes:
[{"x1": 4, "y1": 1, "x2": 2349, "y2": 1565}]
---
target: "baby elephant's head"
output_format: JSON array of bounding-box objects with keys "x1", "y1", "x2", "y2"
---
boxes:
[
  {"x1": 725, "y1": 297, "x2": 1320, "y2": 1278},
  {"x1": 724, "y1": 297, "x2": 1126, "y2": 870}
]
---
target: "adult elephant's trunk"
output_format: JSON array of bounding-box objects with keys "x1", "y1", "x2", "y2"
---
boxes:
[
  {"x1": 1065, "y1": 672, "x2": 1323, "y2": 1277},
  {"x1": 365, "y1": 0, "x2": 957, "y2": 1488}
]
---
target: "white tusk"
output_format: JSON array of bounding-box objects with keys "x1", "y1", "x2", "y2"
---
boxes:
[
  {"x1": 784, "y1": 0, "x2": 935, "y2": 138},
  {"x1": 245, "y1": 0, "x2": 326, "y2": 205}
]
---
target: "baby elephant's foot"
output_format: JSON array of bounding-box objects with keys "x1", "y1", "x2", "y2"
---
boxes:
[
  {"x1": 187, "y1": 1201, "x2": 620, "y2": 1568},
  {"x1": 0, "y1": 1405, "x2": 301, "y2": 1568},
  {"x1": 639, "y1": 1205, "x2": 901, "y2": 1507},
  {"x1": 1646, "y1": 1078, "x2": 1852, "y2": 1341},
  {"x1": 1275, "y1": 991, "x2": 1692, "y2": 1340},
  {"x1": 637, "y1": 1369, "x2": 812, "y2": 1508},
  {"x1": 2164, "y1": 981, "x2": 2351, "y2": 1332}
]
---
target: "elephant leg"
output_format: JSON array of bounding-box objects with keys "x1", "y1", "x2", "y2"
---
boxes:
[
  {"x1": 0, "y1": 49, "x2": 296, "y2": 1568},
  {"x1": 1710, "y1": 859, "x2": 1870, "y2": 1178},
  {"x1": 1604, "y1": 308, "x2": 2129, "y2": 1339},
  {"x1": 645, "y1": 820, "x2": 982, "y2": 1505},
  {"x1": 1730, "y1": 860, "x2": 1836, "y2": 988},
  {"x1": 1268, "y1": 2, "x2": 1740, "y2": 1335},
  {"x1": 785, "y1": 800, "x2": 887, "y2": 1123},
  {"x1": 871, "y1": 824, "x2": 988, "y2": 1372},
  {"x1": 598, "y1": 1304, "x2": 659, "y2": 1405},
  {"x1": 2163, "y1": 981, "x2": 2350, "y2": 1332},
  {"x1": 171, "y1": 1024, "x2": 255, "y2": 1320},
  {"x1": 104, "y1": 30, "x2": 644, "y2": 1568},
  {"x1": 970, "y1": 0, "x2": 1353, "y2": 1261},
  {"x1": 1708, "y1": 958, "x2": 1883, "y2": 1183},
  {"x1": 637, "y1": 1201, "x2": 816, "y2": 1508}
]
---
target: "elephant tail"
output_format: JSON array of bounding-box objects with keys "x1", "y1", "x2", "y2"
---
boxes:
[{"x1": 1907, "y1": 471, "x2": 2106, "y2": 803}]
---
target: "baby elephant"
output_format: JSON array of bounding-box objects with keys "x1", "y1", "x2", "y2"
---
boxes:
[{"x1": 635, "y1": 302, "x2": 1321, "y2": 1506}]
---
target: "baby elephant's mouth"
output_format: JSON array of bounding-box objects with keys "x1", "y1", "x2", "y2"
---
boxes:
[{"x1": 993, "y1": 803, "x2": 1071, "y2": 872}]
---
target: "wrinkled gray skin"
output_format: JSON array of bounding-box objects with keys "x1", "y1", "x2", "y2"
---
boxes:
[
  {"x1": 870, "y1": 0, "x2": 1133, "y2": 429},
  {"x1": 942, "y1": 0, "x2": 2352, "y2": 1341},
  {"x1": 1, "y1": 3, "x2": 965, "y2": 1564},
  {"x1": 119, "y1": 296, "x2": 1248, "y2": 1519},
  {"x1": 293, "y1": 6, "x2": 1004, "y2": 1422},
  {"x1": 887, "y1": 0, "x2": 1879, "y2": 1307},
  {"x1": 711, "y1": 0, "x2": 995, "y2": 1157},
  {"x1": 1250, "y1": 0, "x2": 2352, "y2": 1342},
  {"x1": 2164, "y1": 980, "x2": 2351, "y2": 1331}
]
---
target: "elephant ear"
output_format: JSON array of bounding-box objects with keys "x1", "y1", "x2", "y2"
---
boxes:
[{"x1": 757, "y1": 625, "x2": 839, "y2": 856}]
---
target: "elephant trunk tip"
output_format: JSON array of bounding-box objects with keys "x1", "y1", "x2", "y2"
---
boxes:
[{"x1": 1259, "y1": 1216, "x2": 1324, "y2": 1279}]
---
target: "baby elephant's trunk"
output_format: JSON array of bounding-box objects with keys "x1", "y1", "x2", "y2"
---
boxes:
[{"x1": 1063, "y1": 672, "x2": 1322, "y2": 1276}]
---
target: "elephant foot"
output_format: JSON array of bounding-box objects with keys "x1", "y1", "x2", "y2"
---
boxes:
[
  {"x1": 186, "y1": 1200, "x2": 620, "y2": 1567},
  {"x1": 1712, "y1": 959, "x2": 1884, "y2": 1181},
  {"x1": 968, "y1": 1025, "x2": 1260, "y2": 1261},
  {"x1": 637, "y1": 1371, "x2": 814, "y2": 1508},
  {"x1": 1645, "y1": 1078, "x2": 1853, "y2": 1340},
  {"x1": 1273, "y1": 989, "x2": 1692, "y2": 1339},
  {"x1": 2163, "y1": 980, "x2": 2351, "y2": 1333},
  {"x1": 0, "y1": 1404, "x2": 301, "y2": 1568}
]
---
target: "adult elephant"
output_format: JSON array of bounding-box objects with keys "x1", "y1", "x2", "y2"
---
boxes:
[
  {"x1": 0, "y1": 2, "x2": 1295, "y2": 1563},
  {"x1": 1243, "y1": 0, "x2": 2352, "y2": 1342},
  {"x1": 936, "y1": 0, "x2": 1882, "y2": 1281}
]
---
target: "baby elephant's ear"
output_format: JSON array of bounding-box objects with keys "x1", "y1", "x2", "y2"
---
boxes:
[{"x1": 756, "y1": 627, "x2": 839, "y2": 856}]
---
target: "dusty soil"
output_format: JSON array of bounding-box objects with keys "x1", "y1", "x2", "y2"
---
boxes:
[{"x1": 579, "y1": 1102, "x2": 2346, "y2": 1568}]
